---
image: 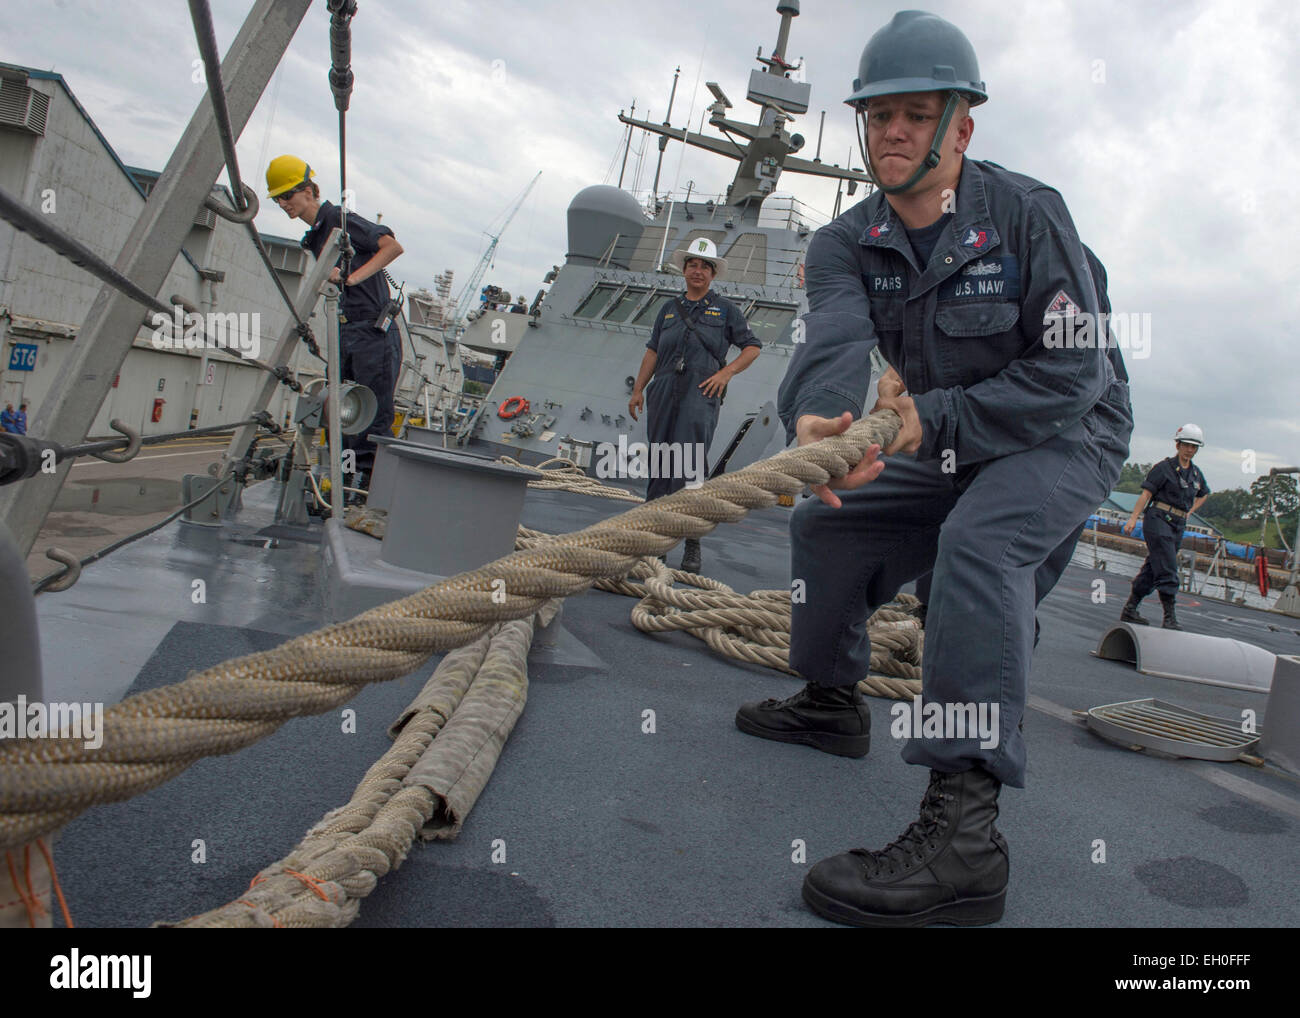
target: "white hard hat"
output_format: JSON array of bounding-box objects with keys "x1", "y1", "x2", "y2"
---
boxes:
[
  {"x1": 669, "y1": 237, "x2": 727, "y2": 279},
  {"x1": 1174, "y1": 423, "x2": 1204, "y2": 447}
]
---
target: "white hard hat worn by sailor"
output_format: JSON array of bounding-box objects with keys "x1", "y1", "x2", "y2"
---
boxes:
[
  {"x1": 1174, "y1": 423, "x2": 1205, "y2": 447},
  {"x1": 670, "y1": 237, "x2": 727, "y2": 279}
]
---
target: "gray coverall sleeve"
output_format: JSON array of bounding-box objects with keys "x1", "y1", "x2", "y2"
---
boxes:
[
  {"x1": 776, "y1": 224, "x2": 879, "y2": 444},
  {"x1": 911, "y1": 190, "x2": 1110, "y2": 466}
]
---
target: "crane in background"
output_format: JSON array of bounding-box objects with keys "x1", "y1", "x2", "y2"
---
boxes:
[{"x1": 447, "y1": 171, "x2": 542, "y2": 339}]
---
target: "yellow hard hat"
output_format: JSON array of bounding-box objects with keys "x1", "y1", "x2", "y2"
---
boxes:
[{"x1": 265, "y1": 154, "x2": 314, "y2": 198}]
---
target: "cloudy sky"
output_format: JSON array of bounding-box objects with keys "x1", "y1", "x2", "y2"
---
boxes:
[{"x1": 6, "y1": 0, "x2": 1298, "y2": 492}]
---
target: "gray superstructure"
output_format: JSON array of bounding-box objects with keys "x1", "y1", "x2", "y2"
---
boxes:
[{"x1": 460, "y1": 0, "x2": 871, "y2": 468}]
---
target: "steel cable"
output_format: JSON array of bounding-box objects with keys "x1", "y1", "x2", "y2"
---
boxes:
[
  {"x1": 187, "y1": 0, "x2": 324, "y2": 360},
  {"x1": 0, "y1": 185, "x2": 300, "y2": 391}
]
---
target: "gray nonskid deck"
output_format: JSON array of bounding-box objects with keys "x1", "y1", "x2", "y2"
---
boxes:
[{"x1": 35, "y1": 482, "x2": 1300, "y2": 927}]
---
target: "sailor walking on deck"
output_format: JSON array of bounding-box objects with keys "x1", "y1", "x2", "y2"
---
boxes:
[
  {"x1": 628, "y1": 239, "x2": 761, "y2": 572},
  {"x1": 1120, "y1": 424, "x2": 1210, "y2": 630},
  {"x1": 267, "y1": 155, "x2": 405, "y2": 501},
  {"x1": 736, "y1": 10, "x2": 1132, "y2": 927}
]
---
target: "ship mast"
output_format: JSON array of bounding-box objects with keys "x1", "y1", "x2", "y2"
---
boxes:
[{"x1": 617, "y1": 0, "x2": 868, "y2": 209}]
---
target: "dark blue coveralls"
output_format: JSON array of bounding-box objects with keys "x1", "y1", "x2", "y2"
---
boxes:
[
  {"x1": 644, "y1": 291, "x2": 760, "y2": 501},
  {"x1": 912, "y1": 244, "x2": 1124, "y2": 647},
  {"x1": 301, "y1": 200, "x2": 400, "y2": 477},
  {"x1": 777, "y1": 158, "x2": 1133, "y2": 787},
  {"x1": 1131, "y1": 458, "x2": 1209, "y2": 597}
]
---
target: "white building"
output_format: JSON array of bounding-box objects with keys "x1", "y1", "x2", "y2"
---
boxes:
[{"x1": 0, "y1": 62, "x2": 326, "y2": 438}]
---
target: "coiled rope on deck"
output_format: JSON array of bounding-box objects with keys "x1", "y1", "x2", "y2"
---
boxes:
[
  {"x1": 0, "y1": 411, "x2": 900, "y2": 852},
  {"x1": 537, "y1": 537, "x2": 926, "y2": 699}
]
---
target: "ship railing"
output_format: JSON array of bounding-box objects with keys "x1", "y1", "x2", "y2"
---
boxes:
[
  {"x1": 558, "y1": 313, "x2": 648, "y2": 336},
  {"x1": 589, "y1": 240, "x2": 811, "y2": 290},
  {"x1": 623, "y1": 188, "x2": 833, "y2": 233},
  {"x1": 588, "y1": 268, "x2": 802, "y2": 303},
  {"x1": 600, "y1": 236, "x2": 814, "y2": 271},
  {"x1": 756, "y1": 195, "x2": 833, "y2": 232}
]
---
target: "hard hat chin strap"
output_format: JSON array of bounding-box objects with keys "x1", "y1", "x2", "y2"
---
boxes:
[{"x1": 855, "y1": 92, "x2": 960, "y2": 195}]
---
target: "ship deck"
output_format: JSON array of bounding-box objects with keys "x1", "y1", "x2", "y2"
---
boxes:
[{"x1": 35, "y1": 479, "x2": 1300, "y2": 928}]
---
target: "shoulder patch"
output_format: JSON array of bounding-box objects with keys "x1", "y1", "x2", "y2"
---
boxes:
[{"x1": 1043, "y1": 290, "x2": 1081, "y2": 319}]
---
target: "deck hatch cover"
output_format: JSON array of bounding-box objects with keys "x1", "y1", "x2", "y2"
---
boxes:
[{"x1": 1086, "y1": 698, "x2": 1261, "y2": 762}]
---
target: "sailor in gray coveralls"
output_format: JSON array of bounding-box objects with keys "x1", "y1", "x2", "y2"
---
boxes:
[{"x1": 628, "y1": 238, "x2": 760, "y2": 572}]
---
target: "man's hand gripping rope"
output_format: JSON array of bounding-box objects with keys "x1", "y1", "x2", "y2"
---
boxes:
[{"x1": 796, "y1": 365, "x2": 923, "y2": 508}]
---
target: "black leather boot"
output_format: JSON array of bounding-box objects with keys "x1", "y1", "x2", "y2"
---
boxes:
[
  {"x1": 735, "y1": 682, "x2": 870, "y2": 757},
  {"x1": 1120, "y1": 593, "x2": 1150, "y2": 626},
  {"x1": 1159, "y1": 591, "x2": 1183, "y2": 630},
  {"x1": 802, "y1": 767, "x2": 1008, "y2": 927},
  {"x1": 679, "y1": 538, "x2": 701, "y2": 573}
]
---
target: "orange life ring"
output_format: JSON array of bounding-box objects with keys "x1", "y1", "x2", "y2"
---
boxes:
[{"x1": 497, "y1": 396, "x2": 529, "y2": 419}]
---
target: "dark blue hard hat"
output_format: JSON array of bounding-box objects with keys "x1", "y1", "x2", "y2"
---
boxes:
[{"x1": 845, "y1": 10, "x2": 987, "y2": 108}]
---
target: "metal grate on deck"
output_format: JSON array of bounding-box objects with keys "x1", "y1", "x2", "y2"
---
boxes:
[{"x1": 1086, "y1": 698, "x2": 1262, "y2": 762}]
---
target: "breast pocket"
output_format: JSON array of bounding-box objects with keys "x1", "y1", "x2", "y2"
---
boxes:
[
  {"x1": 935, "y1": 302, "x2": 1020, "y2": 336},
  {"x1": 934, "y1": 302, "x2": 1023, "y2": 388},
  {"x1": 868, "y1": 298, "x2": 904, "y2": 363}
]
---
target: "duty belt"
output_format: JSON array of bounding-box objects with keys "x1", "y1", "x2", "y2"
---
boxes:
[{"x1": 1152, "y1": 501, "x2": 1188, "y2": 518}]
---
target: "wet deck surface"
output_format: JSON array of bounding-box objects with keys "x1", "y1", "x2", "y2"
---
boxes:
[
  {"x1": 36, "y1": 480, "x2": 1300, "y2": 927},
  {"x1": 25, "y1": 435, "x2": 290, "y2": 582}
]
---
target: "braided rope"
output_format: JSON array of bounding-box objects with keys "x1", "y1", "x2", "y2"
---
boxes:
[
  {"x1": 0, "y1": 413, "x2": 902, "y2": 851},
  {"x1": 608, "y1": 557, "x2": 925, "y2": 696},
  {"x1": 163, "y1": 608, "x2": 551, "y2": 928}
]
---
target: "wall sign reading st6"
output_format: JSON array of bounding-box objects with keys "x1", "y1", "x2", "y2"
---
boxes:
[{"x1": 8, "y1": 343, "x2": 38, "y2": 371}]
